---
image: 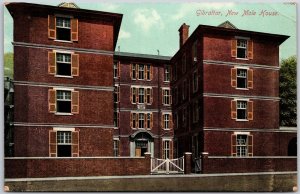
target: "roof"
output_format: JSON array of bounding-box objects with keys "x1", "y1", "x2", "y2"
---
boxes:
[
  {"x1": 218, "y1": 20, "x2": 237, "y2": 29},
  {"x1": 5, "y1": 2, "x2": 123, "y2": 50},
  {"x1": 114, "y1": 51, "x2": 171, "y2": 61}
]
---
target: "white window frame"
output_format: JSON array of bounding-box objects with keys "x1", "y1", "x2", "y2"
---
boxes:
[
  {"x1": 164, "y1": 65, "x2": 170, "y2": 82},
  {"x1": 132, "y1": 64, "x2": 137, "y2": 80},
  {"x1": 55, "y1": 16, "x2": 71, "y2": 42},
  {"x1": 113, "y1": 138, "x2": 120, "y2": 157},
  {"x1": 138, "y1": 64, "x2": 145, "y2": 80},
  {"x1": 236, "y1": 38, "x2": 248, "y2": 60},
  {"x1": 163, "y1": 89, "x2": 171, "y2": 106},
  {"x1": 138, "y1": 88, "x2": 145, "y2": 104},
  {"x1": 113, "y1": 61, "x2": 118, "y2": 79},
  {"x1": 236, "y1": 100, "x2": 248, "y2": 121},
  {"x1": 138, "y1": 113, "x2": 144, "y2": 129},
  {"x1": 236, "y1": 134, "x2": 248, "y2": 157},
  {"x1": 236, "y1": 68, "x2": 248, "y2": 89},
  {"x1": 56, "y1": 90, "x2": 72, "y2": 114},
  {"x1": 162, "y1": 139, "x2": 171, "y2": 159},
  {"x1": 146, "y1": 64, "x2": 151, "y2": 81},
  {"x1": 163, "y1": 113, "x2": 170, "y2": 130}
]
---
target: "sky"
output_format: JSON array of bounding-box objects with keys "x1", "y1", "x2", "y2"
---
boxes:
[{"x1": 3, "y1": 1, "x2": 297, "y2": 60}]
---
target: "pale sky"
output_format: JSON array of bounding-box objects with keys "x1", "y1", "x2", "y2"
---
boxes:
[{"x1": 3, "y1": 1, "x2": 297, "y2": 60}]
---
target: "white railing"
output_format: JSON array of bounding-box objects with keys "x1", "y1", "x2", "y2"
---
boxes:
[{"x1": 151, "y1": 156, "x2": 184, "y2": 174}]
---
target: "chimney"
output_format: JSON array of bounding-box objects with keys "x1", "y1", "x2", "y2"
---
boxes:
[{"x1": 178, "y1": 23, "x2": 190, "y2": 47}]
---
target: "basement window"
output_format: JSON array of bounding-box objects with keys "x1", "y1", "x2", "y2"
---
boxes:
[
  {"x1": 57, "y1": 131, "x2": 72, "y2": 157},
  {"x1": 56, "y1": 53, "x2": 71, "y2": 76},
  {"x1": 56, "y1": 17, "x2": 71, "y2": 41},
  {"x1": 57, "y1": 90, "x2": 71, "y2": 113}
]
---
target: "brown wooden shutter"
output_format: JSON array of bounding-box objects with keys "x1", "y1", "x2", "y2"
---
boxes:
[
  {"x1": 144, "y1": 89, "x2": 147, "y2": 104},
  {"x1": 49, "y1": 130, "x2": 57, "y2": 157},
  {"x1": 71, "y1": 91, "x2": 79, "y2": 114},
  {"x1": 150, "y1": 65, "x2": 153, "y2": 80},
  {"x1": 48, "y1": 89, "x2": 56, "y2": 113},
  {"x1": 135, "y1": 64, "x2": 139, "y2": 79},
  {"x1": 71, "y1": 53, "x2": 79, "y2": 76},
  {"x1": 247, "y1": 69, "x2": 253, "y2": 89},
  {"x1": 169, "y1": 114, "x2": 173, "y2": 129},
  {"x1": 231, "y1": 100, "x2": 237, "y2": 119},
  {"x1": 231, "y1": 39, "x2": 237, "y2": 58},
  {"x1": 136, "y1": 113, "x2": 139, "y2": 128},
  {"x1": 71, "y1": 18, "x2": 78, "y2": 41},
  {"x1": 136, "y1": 88, "x2": 139, "y2": 103},
  {"x1": 150, "y1": 88, "x2": 153, "y2": 104},
  {"x1": 231, "y1": 134, "x2": 237, "y2": 156},
  {"x1": 247, "y1": 40, "x2": 253, "y2": 59},
  {"x1": 48, "y1": 15, "x2": 56, "y2": 39},
  {"x1": 144, "y1": 65, "x2": 147, "y2": 80},
  {"x1": 130, "y1": 113, "x2": 133, "y2": 128},
  {"x1": 72, "y1": 131, "x2": 79, "y2": 157},
  {"x1": 247, "y1": 101, "x2": 253, "y2": 120},
  {"x1": 231, "y1": 68, "x2": 237, "y2": 88},
  {"x1": 130, "y1": 88, "x2": 133, "y2": 103},
  {"x1": 150, "y1": 113, "x2": 153, "y2": 129},
  {"x1": 144, "y1": 113, "x2": 147, "y2": 128},
  {"x1": 130, "y1": 64, "x2": 133, "y2": 79},
  {"x1": 48, "y1": 51, "x2": 56, "y2": 75},
  {"x1": 170, "y1": 90, "x2": 172, "y2": 105},
  {"x1": 161, "y1": 114, "x2": 164, "y2": 129},
  {"x1": 248, "y1": 134, "x2": 253, "y2": 156}
]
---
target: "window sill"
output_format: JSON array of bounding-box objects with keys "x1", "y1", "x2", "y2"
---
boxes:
[
  {"x1": 163, "y1": 81, "x2": 170, "y2": 83},
  {"x1": 54, "y1": 40, "x2": 73, "y2": 43},
  {"x1": 55, "y1": 112, "x2": 73, "y2": 116},
  {"x1": 55, "y1": 75, "x2": 73, "y2": 79},
  {"x1": 162, "y1": 104, "x2": 171, "y2": 106},
  {"x1": 236, "y1": 58, "x2": 249, "y2": 61},
  {"x1": 236, "y1": 119, "x2": 248, "y2": 122},
  {"x1": 163, "y1": 128, "x2": 171, "y2": 131},
  {"x1": 236, "y1": 88, "x2": 249, "y2": 90}
]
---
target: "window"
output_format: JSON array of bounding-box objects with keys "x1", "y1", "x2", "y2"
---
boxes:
[
  {"x1": 56, "y1": 17, "x2": 71, "y2": 41},
  {"x1": 193, "y1": 71, "x2": 198, "y2": 92},
  {"x1": 48, "y1": 15, "x2": 78, "y2": 41},
  {"x1": 48, "y1": 89, "x2": 79, "y2": 114},
  {"x1": 231, "y1": 100, "x2": 253, "y2": 121},
  {"x1": 132, "y1": 64, "x2": 137, "y2": 80},
  {"x1": 231, "y1": 68, "x2": 253, "y2": 89},
  {"x1": 237, "y1": 69, "x2": 247, "y2": 88},
  {"x1": 231, "y1": 38, "x2": 253, "y2": 59},
  {"x1": 56, "y1": 53, "x2": 71, "y2": 76},
  {"x1": 48, "y1": 51, "x2": 79, "y2": 77},
  {"x1": 138, "y1": 88, "x2": 144, "y2": 103},
  {"x1": 164, "y1": 65, "x2": 170, "y2": 82},
  {"x1": 114, "y1": 86, "x2": 120, "y2": 104},
  {"x1": 138, "y1": 64, "x2": 144, "y2": 80},
  {"x1": 113, "y1": 140, "x2": 119, "y2": 157},
  {"x1": 146, "y1": 88, "x2": 151, "y2": 104},
  {"x1": 132, "y1": 113, "x2": 137, "y2": 128},
  {"x1": 132, "y1": 88, "x2": 137, "y2": 103},
  {"x1": 163, "y1": 140, "x2": 171, "y2": 159},
  {"x1": 57, "y1": 131, "x2": 72, "y2": 157},
  {"x1": 146, "y1": 113, "x2": 151, "y2": 129},
  {"x1": 163, "y1": 114, "x2": 170, "y2": 129},
  {"x1": 146, "y1": 64, "x2": 151, "y2": 80},
  {"x1": 192, "y1": 40, "x2": 198, "y2": 63},
  {"x1": 182, "y1": 54, "x2": 186, "y2": 73},
  {"x1": 114, "y1": 112, "x2": 119, "y2": 127},
  {"x1": 49, "y1": 129, "x2": 79, "y2": 157},
  {"x1": 113, "y1": 61, "x2": 119, "y2": 78},
  {"x1": 163, "y1": 89, "x2": 171, "y2": 105},
  {"x1": 57, "y1": 90, "x2": 71, "y2": 113},
  {"x1": 138, "y1": 113, "x2": 144, "y2": 129},
  {"x1": 232, "y1": 133, "x2": 253, "y2": 157}
]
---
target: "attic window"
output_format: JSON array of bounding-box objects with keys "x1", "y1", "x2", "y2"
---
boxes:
[{"x1": 56, "y1": 17, "x2": 71, "y2": 41}]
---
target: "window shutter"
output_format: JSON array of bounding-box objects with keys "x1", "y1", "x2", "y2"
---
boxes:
[
  {"x1": 170, "y1": 91, "x2": 172, "y2": 105},
  {"x1": 247, "y1": 40, "x2": 253, "y2": 59},
  {"x1": 130, "y1": 64, "x2": 133, "y2": 79},
  {"x1": 150, "y1": 88, "x2": 153, "y2": 104},
  {"x1": 48, "y1": 89, "x2": 56, "y2": 113},
  {"x1": 248, "y1": 135, "x2": 253, "y2": 156},
  {"x1": 169, "y1": 114, "x2": 173, "y2": 129},
  {"x1": 130, "y1": 113, "x2": 133, "y2": 128},
  {"x1": 150, "y1": 113, "x2": 153, "y2": 129},
  {"x1": 72, "y1": 131, "x2": 79, "y2": 157},
  {"x1": 162, "y1": 89, "x2": 164, "y2": 105},
  {"x1": 144, "y1": 89, "x2": 147, "y2": 104},
  {"x1": 71, "y1": 54, "x2": 79, "y2": 76},
  {"x1": 231, "y1": 134, "x2": 237, "y2": 156},
  {"x1": 144, "y1": 113, "x2": 147, "y2": 128},
  {"x1": 48, "y1": 15, "x2": 56, "y2": 39},
  {"x1": 71, "y1": 18, "x2": 78, "y2": 42},
  {"x1": 117, "y1": 87, "x2": 120, "y2": 102},
  {"x1": 247, "y1": 69, "x2": 253, "y2": 89},
  {"x1": 135, "y1": 64, "x2": 139, "y2": 79},
  {"x1": 231, "y1": 100, "x2": 237, "y2": 119},
  {"x1": 49, "y1": 130, "x2": 57, "y2": 157},
  {"x1": 247, "y1": 101, "x2": 253, "y2": 120},
  {"x1": 231, "y1": 39, "x2": 237, "y2": 58},
  {"x1": 144, "y1": 65, "x2": 147, "y2": 80},
  {"x1": 71, "y1": 91, "x2": 79, "y2": 114},
  {"x1": 161, "y1": 114, "x2": 164, "y2": 129},
  {"x1": 231, "y1": 68, "x2": 237, "y2": 87},
  {"x1": 150, "y1": 65, "x2": 153, "y2": 80},
  {"x1": 162, "y1": 140, "x2": 164, "y2": 159},
  {"x1": 48, "y1": 51, "x2": 56, "y2": 75},
  {"x1": 136, "y1": 113, "x2": 139, "y2": 128},
  {"x1": 136, "y1": 88, "x2": 139, "y2": 103},
  {"x1": 130, "y1": 88, "x2": 133, "y2": 103}
]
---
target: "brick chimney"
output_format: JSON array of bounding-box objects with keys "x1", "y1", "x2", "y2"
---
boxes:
[{"x1": 178, "y1": 23, "x2": 190, "y2": 47}]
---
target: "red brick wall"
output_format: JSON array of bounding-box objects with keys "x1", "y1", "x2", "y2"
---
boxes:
[
  {"x1": 202, "y1": 157, "x2": 297, "y2": 173},
  {"x1": 14, "y1": 127, "x2": 114, "y2": 157},
  {"x1": 203, "y1": 64, "x2": 279, "y2": 97},
  {"x1": 14, "y1": 47, "x2": 113, "y2": 87},
  {"x1": 204, "y1": 131, "x2": 296, "y2": 156},
  {"x1": 5, "y1": 155, "x2": 151, "y2": 178},
  {"x1": 203, "y1": 97, "x2": 279, "y2": 129},
  {"x1": 203, "y1": 34, "x2": 279, "y2": 66},
  {"x1": 14, "y1": 85, "x2": 113, "y2": 125},
  {"x1": 13, "y1": 11, "x2": 114, "y2": 51}
]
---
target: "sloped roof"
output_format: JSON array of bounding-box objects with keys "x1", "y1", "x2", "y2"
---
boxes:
[
  {"x1": 218, "y1": 20, "x2": 238, "y2": 29},
  {"x1": 114, "y1": 51, "x2": 171, "y2": 61}
]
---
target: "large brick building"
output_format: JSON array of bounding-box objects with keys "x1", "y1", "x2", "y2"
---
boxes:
[{"x1": 171, "y1": 21, "x2": 296, "y2": 164}]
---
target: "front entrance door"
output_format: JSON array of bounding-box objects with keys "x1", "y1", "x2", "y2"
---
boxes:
[{"x1": 135, "y1": 140, "x2": 148, "y2": 156}]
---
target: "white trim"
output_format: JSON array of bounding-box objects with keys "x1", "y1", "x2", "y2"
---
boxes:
[
  {"x1": 161, "y1": 87, "x2": 171, "y2": 90},
  {"x1": 53, "y1": 50, "x2": 74, "y2": 54},
  {"x1": 54, "y1": 113, "x2": 73, "y2": 116},
  {"x1": 53, "y1": 87, "x2": 74, "y2": 91},
  {"x1": 234, "y1": 131, "x2": 250, "y2": 135},
  {"x1": 234, "y1": 98, "x2": 249, "y2": 102},
  {"x1": 113, "y1": 137, "x2": 120, "y2": 141},
  {"x1": 203, "y1": 127, "x2": 297, "y2": 133},
  {"x1": 54, "y1": 40, "x2": 74, "y2": 44},
  {"x1": 234, "y1": 36, "x2": 250, "y2": 40},
  {"x1": 208, "y1": 156, "x2": 297, "y2": 159},
  {"x1": 234, "y1": 66, "x2": 249, "y2": 70},
  {"x1": 131, "y1": 85, "x2": 153, "y2": 89},
  {"x1": 53, "y1": 127, "x2": 75, "y2": 132},
  {"x1": 54, "y1": 75, "x2": 74, "y2": 79},
  {"x1": 236, "y1": 58, "x2": 249, "y2": 61},
  {"x1": 203, "y1": 93, "x2": 279, "y2": 101},
  {"x1": 203, "y1": 60, "x2": 279, "y2": 70},
  {"x1": 13, "y1": 122, "x2": 115, "y2": 129}
]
